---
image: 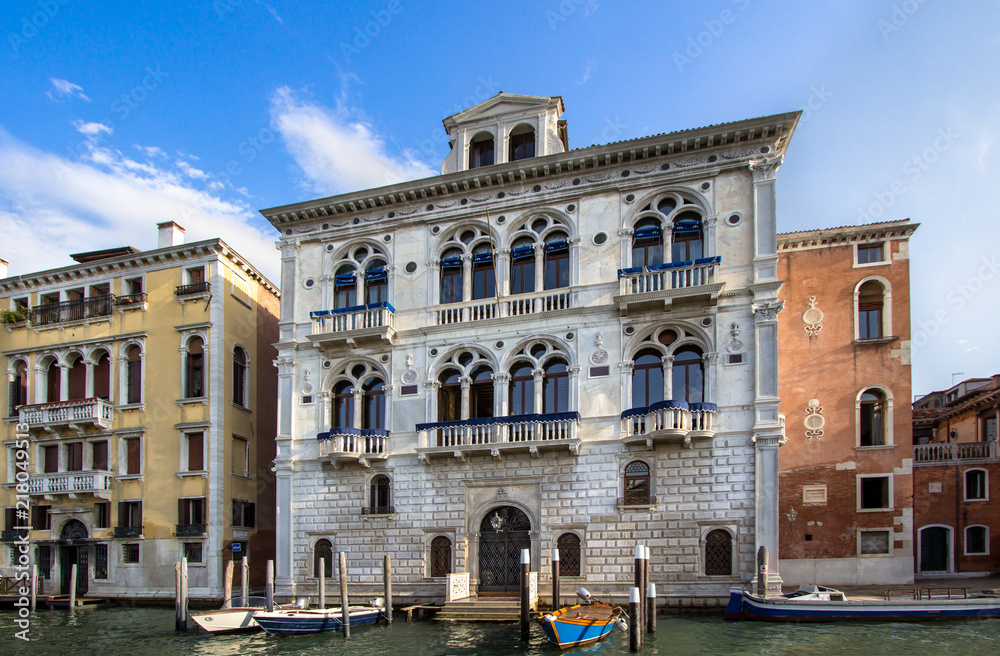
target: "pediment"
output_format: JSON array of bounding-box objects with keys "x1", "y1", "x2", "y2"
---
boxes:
[{"x1": 443, "y1": 93, "x2": 563, "y2": 127}]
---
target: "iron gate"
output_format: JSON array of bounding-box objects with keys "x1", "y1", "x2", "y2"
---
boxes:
[{"x1": 478, "y1": 506, "x2": 531, "y2": 592}]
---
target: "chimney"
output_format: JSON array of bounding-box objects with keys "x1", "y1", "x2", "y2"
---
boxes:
[
  {"x1": 157, "y1": 221, "x2": 186, "y2": 248},
  {"x1": 0, "y1": 257, "x2": 7, "y2": 279}
]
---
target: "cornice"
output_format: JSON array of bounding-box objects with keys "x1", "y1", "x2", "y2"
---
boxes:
[
  {"x1": 778, "y1": 220, "x2": 919, "y2": 251},
  {"x1": 261, "y1": 111, "x2": 801, "y2": 231}
]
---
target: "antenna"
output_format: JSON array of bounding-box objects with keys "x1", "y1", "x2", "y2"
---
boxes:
[{"x1": 952, "y1": 372, "x2": 965, "y2": 385}]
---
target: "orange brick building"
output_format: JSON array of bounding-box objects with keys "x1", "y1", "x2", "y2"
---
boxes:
[
  {"x1": 912, "y1": 376, "x2": 1000, "y2": 575},
  {"x1": 776, "y1": 220, "x2": 918, "y2": 585}
]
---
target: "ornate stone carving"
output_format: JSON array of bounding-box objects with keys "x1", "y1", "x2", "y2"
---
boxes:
[
  {"x1": 274, "y1": 357, "x2": 295, "y2": 375},
  {"x1": 749, "y1": 155, "x2": 784, "y2": 182},
  {"x1": 301, "y1": 370, "x2": 314, "y2": 395},
  {"x1": 590, "y1": 349, "x2": 609, "y2": 365},
  {"x1": 496, "y1": 488, "x2": 509, "y2": 500},
  {"x1": 752, "y1": 301, "x2": 785, "y2": 323},
  {"x1": 802, "y1": 296, "x2": 824, "y2": 336},
  {"x1": 804, "y1": 399, "x2": 825, "y2": 441},
  {"x1": 401, "y1": 369, "x2": 418, "y2": 385}
]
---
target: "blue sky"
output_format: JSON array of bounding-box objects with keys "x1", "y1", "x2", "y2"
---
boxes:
[{"x1": 1, "y1": 0, "x2": 997, "y2": 396}]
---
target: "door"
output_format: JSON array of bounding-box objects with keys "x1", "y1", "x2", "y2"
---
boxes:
[
  {"x1": 478, "y1": 506, "x2": 531, "y2": 593},
  {"x1": 60, "y1": 546, "x2": 89, "y2": 596},
  {"x1": 920, "y1": 527, "x2": 950, "y2": 572}
]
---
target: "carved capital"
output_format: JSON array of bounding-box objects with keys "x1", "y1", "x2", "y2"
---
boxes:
[
  {"x1": 753, "y1": 301, "x2": 785, "y2": 323},
  {"x1": 618, "y1": 227, "x2": 634, "y2": 238},
  {"x1": 277, "y1": 241, "x2": 297, "y2": 259},
  {"x1": 749, "y1": 155, "x2": 784, "y2": 183},
  {"x1": 274, "y1": 357, "x2": 295, "y2": 375}
]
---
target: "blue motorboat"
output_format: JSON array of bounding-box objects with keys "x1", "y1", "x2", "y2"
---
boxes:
[{"x1": 254, "y1": 603, "x2": 385, "y2": 637}]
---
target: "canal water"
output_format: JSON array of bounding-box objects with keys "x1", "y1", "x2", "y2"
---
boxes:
[{"x1": 3, "y1": 607, "x2": 999, "y2": 656}]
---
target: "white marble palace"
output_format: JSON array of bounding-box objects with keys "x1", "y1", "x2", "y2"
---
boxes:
[{"x1": 262, "y1": 94, "x2": 797, "y2": 603}]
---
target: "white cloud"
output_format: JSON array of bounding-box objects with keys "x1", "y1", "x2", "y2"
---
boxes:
[
  {"x1": 74, "y1": 121, "x2": 113, "y2": 137},
  {"x1": 0, "y1": 128, "x2": 279, "y2": 282},
  {"x1": 46, "y1": 78, "x2": 90, "y2": 102},
  {"x1": 269, "y1": 86, "x2": 436, "y2": 196}
]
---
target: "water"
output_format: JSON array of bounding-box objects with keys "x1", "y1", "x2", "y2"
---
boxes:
[{"x1": 3, "y1": 607, "x2": 1000, "y2": 656}]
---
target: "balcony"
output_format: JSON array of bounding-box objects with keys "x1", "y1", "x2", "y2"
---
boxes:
[
  {"x1": 115, "y1": 292, "x2": 148, "y2": 312},
  {"x1": 435, "y1": 290, "x2": 575, "y2": 326},
  {"x1": 30, "y1": 295, "x2": 115, "y2": 327},
  {"x1": 26, "y1": 471, "x2": 113, "y2": 500},
  {"x1": 19, "y1": 398, "x2": 115, "y2": 436},
  {"x1": 317, "y1": 428, "x2": 389, "y2": 468},
  {"x1": 175, "y1": 524, "x2": 207, "y2": 537},
  {"x1": 913, "y1": 441, "x2": 998, "y2": 466},
  {"x1": 113, "y1": 526, "x2": 142, "y2": 538},
  {"x1": 309, "y1": 302, "x2": 395, "y2": 349},
  {"x1": 614, "y1": 257, "x2": 724, "y2": 314},
  {"x1": 416, "y1": 412, "x2": 581, "y2": 461},
  {"x1": 1, "y1": 529, "x2": 27, "y2": 542},
  {"x1": 621, "y1": 401, "x2": 718, "y2": 448}
]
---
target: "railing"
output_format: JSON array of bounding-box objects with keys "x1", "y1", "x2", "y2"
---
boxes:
[
  {"x1": 618, "y1": 256, "x2": 721, "y2": 295},
  {"x1": 175, "y1": 524, "x2": 207, "y2": 536},
  {"x1": 504, "y1": 290, "x2": 573, "y2": 317},
  {"x1": 175, "y1": 282, "x2": 211, "y2": 295},
  {"x1": 617, "y1": 495, "x2": 658, "y2": 508},
  {"x1": 317, "y1": 429, "x2": 388, "y2": 459},
  {"x1": 621, "y1": 401, "x2": 717, "y2": 441},
  {"x1": 113, "y1": 526, "x2": 142, "y2": 538},
  {"x1": 913, "y1": 441, "x2": 998, "y2": 465},
  {"x1": 115, "y1": 292, "x2": 148, "y2": 305},
  {"x1": 437, "y1": 299, "x2": 498, "y2": 325},
  {"x1": 1, "y1": 575, "x2": 44, "y2": 594},
  {"x1": 311, "y1": 302, "x2": 394, "y2": 335},
  {"x1": 361, "y1": 506, "x2": 394, "y2": 515},
  {"x1": 1, "y1": 530, "x2": 27, "y2": 542},
  {"x1": 30, "y1": 295, "x2": 115, "y2": 326},
  {"x1": 417, "y1": 412, "x2": 580, "y2": 449},
  {"x1": 26, "y1": 471, "x2": 112, "y2": 496},
  {"x1": 18, "y1": 398, "x2": 115, "y2": 431},
  {"x1": 435, "y1": 290, "x2": 574, "y2": 325}
]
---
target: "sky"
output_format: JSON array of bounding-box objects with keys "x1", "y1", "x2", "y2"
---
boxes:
[{"x1": 0, "y1": 0, "x2": 997, "y2": 397}]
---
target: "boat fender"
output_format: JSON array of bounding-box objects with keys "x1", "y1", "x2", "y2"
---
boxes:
[
  {"x1": 542, "y1": 615, "x2": 556, "y2": 623},
  {"x1": 616, "y1": 618, "x2": 628, "y2": 632}
]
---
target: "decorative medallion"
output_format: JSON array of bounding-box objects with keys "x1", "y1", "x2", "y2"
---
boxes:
[
  {"x1": 803, "y1": 296, "x2": 824, "y2": 336},
  {"x1": 591, "y1": 349, "x2": 609, "y2": 365},
  {"x1": 401, "y1": 369, "x2": 418, "y2": 385},
  {"x1": 496, "y1": 488, "x2": 509, "y2": 500},
  {"x1": 803, "y1": 399, "x2": 825, "y2": 441}
]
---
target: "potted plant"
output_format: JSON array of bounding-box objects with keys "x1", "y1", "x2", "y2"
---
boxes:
[{"x1": 1, "y1": 308, "x2": 25, "y2": 324}]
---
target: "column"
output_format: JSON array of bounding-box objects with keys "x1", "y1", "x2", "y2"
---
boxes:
[
  {"x1": 278, "y1": 242, "x2": 297, "y2": 343},
  {"x1": 704, "y1": 216, "x2": 718, "y2": 258},
  {"x1": 58, "y1": 364, "x2": 69, "y2": 402},
  {"x1": 662, "y1": 223, "x2": 674, "y2": 264},
  {"x1": 703, "y1": 352, "x2": 719, "y2": 403},
  {"x1": 84, "y1": 359, "x2": 95, "y2": 398},
  {"x1": 320, "y1": 274, "x2": 334, "y2": 311},
  {"x1": 619, "y1": 361, "x2": 634, "y2": 411},
  {"x1": 567, "y1": 366, "x2": 581, "y2": 413},
  {"x1": 492, "y1": 373, "x2": 510, "y2": 417},
  {"x1": 661, "y1": 356, "x2": 674, "y2": 400},
  {"x1": 462, "y1": 255, "x2": 472, "y2": 304},
  {"x1": 460, "y1": 376, "x2": 472, "y2": 420},
  {"x1": 496, "y1": 249, "x2": 511, "y2": 299},
  {"x1": 533, "y1": 244, "x2": 544, "y2": 294},
  {"x1": 568, "y1": 236, "x2": 582, "y2": 287},
  {"x1": 274, "y1": 356, "x2": 296, "y2": 597},
  {"x1": 532, "y1": 368, "x2": 544, "y2": 414},
  {"x1": 749, "y1": 156, "x2": 782, "y2": 283},
  {"x1": 618, "y1": 228, "x2": 633, "y2": 269}
]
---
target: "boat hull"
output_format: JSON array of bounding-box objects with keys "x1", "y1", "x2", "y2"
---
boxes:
[
  {"x1": 189, "y1": 608, "x2": 262, "y2": 633},
  {"x1": 725, "y1": 589, "x2": 1000, "y2": 622},
  {"x1": 539, "y1": 601, "x2": 621, "y2": 648},
  {"x1": 254, "y1": 607, "x2": 383, "y2": 637}
]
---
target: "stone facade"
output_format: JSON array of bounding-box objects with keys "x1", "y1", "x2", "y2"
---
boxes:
[
  {"x1": 264, "y1": 94, "x2": 799, "y2": 603},
  {"x1": 776, "y1": 220, "x2": 917, "y2": 585}
]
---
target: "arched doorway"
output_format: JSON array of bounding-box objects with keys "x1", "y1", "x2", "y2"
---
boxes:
[
  {"x1": 919, "y1": 526, "x2": 951, "y2": 573},
  {"x1": 478, "y1": 506, "x2": 531, "y2": 593},
  {"x1": 60, "y1": 519, "x2": 89, "y2": 596}
]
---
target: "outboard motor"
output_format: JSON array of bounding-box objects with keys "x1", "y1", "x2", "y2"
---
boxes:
[{"x1": 576, "y1": 587, "x2": 593, "y2": 604}]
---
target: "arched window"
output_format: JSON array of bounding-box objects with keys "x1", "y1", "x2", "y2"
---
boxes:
[
  {"x1": 510, "y1": 237, "x2": 536, "y2": 295},
  {"x1": 509, "y1": 124, "x2": 535, "y2": 162},
  {"x1": 365, "y1": 259, "x2": 388, "y2": 305},
  {"x1": 858, "y1": 281, "x2": 884, "y2": 339},
  {"x1": 556, "y1": 533, "x2": 581, "y2": 576},
  {"x1": 45, "y1": 359, "x2": 60, "y2": 403},
  {"x1": 185, "y1": 337, "x2": 205, "y2": 398},
  {"x1": 860, "y1": 389, "x2": 886, "y2": 446},
  {"x1": 67, "y1": 354, "x2": 86, "y2": 400},
  {"x1": 965, "y1": 469, "x2": 988, "y2": 501},
  {"x1": 469, "y1": 132, "x2": 495, "y2": 169},
  {"x1": 362, "y1": 378, "x2": 385, "y2": 430},
  {"x1": 671, "y1": 211, "x2": 703, "y2": 262},
  {"x1": 334, "y1": 264, "x2": 358, "y2": 309},
  {"x1": 369, "y1": 475, "x2": 391, "y2": 514},
  {"x1": 332, "y1": 381, "x2": 355, "y2": 428},
  {"x1": 632, "y1": 218, "x2": 663, "y2": 269},
  {"x1": 125, "y1": 346, "x2": 142, "y2": 405},
  {"x1": 93, "y1": 351, "x2": 111, "y2": 400},
  {"x1": 632, "y1": 349, "x2": 664, "y2": 408},
  {"x1": 313, "y1": 538, "x2": 333, "y2": 578},
  {"x1": 438, "y1": 369, "x2": 461, "y2": 422},
  {"x1": 7, "y1": 360, "x2": 28, "y2": 417},
  {"x1": 431, "y1": 536, "x2": 452, "y2": 577},
  {"x1": 672, "y1": 346, "x2": 704, "y2": 403},
  {"x1": 542, "y1": 358, "x2": 569, "y2": 414},
  {"x1": 965, "y1": 526, "x2": 989, "y2": 555},
  {"x1": 470, "y1": 366, "x2": 494, "y2": 419},
  {"x1": 232, "y1": 346, "x2": 248, "y2": 407},
  {"x1": 543, "y1": 232, "x2": 570, "y2": 290},
  {"x1": 440, "y1": 248, "x2": 464, "y2": 304},
  {"x1": 471, "y1": 244, "x2": 496, "y2": 300},
  {"x1": 509, "y1": 362, "x2": 534, "y2": 415},
  {"x1": 705, "y1": 529, "x2": 733, "y2": 576},
  {"x1": 623, "y1": 460, "x2": 650, "y2": 505}
]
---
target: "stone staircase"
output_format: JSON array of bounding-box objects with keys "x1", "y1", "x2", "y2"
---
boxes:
[{"x1": 434, "y1": 594, "x2": 531, "y2": 622}]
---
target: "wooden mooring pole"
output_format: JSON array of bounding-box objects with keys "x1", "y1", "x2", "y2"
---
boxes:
[
  {"x1": 30, "y1": 564, "x2": 38, "y2": 613},
  {"x1": 633, "y1": 545, "x2": 643, "y2": 639},
  {"x1": 641, "y1": 546, "x2": 649, "y2": 624},
  {"x1": 69, "y1": 563, "x2": 77, "y2": 610},
  {"x1": 319, "y1": 557, "x2": 326, "y2": 609},
  {"x1": 551, "y1": 547, "x2": 560, "y2": 611},
  {"x1": 756, "y1": 546, "x2": 768, "y2": 597},
  {"x1": 266, "y1": 560, "x2": 274, "y2": 611},
  {"x1": 339, "y1": 552, "x2": 350, "y2": 638},
  {"x1": 223, "y1": 560, "x2": 234, "y2": 607},
  {"x1": 519, "y1": 549, "x2": 530, "y2": 641},
  {"x1": 646, "y1": 582, "x2": 657, "y2": 634},
  {"x1": 383, "y1": 554, "x2": 392, "y2": 625},
  {"x1": 174, "y1": 563, "x2": 182, "y2": 630},
  {"x1": 179, "y1": 558, "x2": 189, "y2": 631},
  {"x1": 629, "y1": 587, "x2": 641, "y2": 652},
  {"x1": 241, "y1": 558, "x2": 249, "y2": 605}
]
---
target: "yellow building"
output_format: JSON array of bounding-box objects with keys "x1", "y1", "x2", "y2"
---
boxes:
[{"x1": 0, "y1": 223, "x2": 279, "y2": 600}]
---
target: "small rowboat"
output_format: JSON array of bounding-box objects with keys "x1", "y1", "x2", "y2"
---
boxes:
[
  {"x1": 538, "y1": 589, "x2": 625, "y2": 649},
  {"x1": 254, "y1": 602, "x2": 386, "y2": 637},
  {"x1": 189, "y1": 596, "x2": 274, "y2": 633}
]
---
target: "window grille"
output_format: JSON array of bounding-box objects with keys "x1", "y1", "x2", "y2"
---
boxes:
[
  {"x1": 705, "y1": 529, "x2": 732, "y2": 575},
  {"x1": 860, "y1": 531, "x2": 890, "y2": 554},
  {"x1": 557, "y1": 533, "x2": 581, "y2": 577}
]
